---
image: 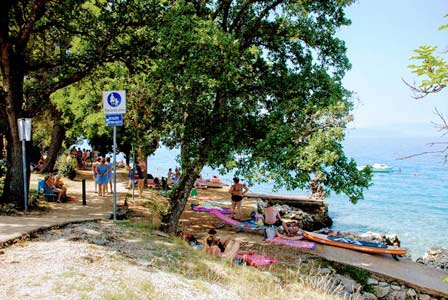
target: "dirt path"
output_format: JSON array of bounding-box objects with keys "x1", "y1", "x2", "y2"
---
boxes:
[{"x1": 0, "y1": 170, "x2": 128, "y2": 244}]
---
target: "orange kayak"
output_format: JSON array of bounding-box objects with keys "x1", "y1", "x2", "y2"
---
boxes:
[{"x1": 302, "y1": 231, "x2": 407, "y2": 256}]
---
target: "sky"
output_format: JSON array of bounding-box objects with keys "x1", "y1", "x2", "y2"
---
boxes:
[{"x1": 338, "y1": 0, "x2": 447, "y2": 136}]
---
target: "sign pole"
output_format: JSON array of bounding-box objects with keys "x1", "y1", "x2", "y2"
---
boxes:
[
  {"x1": 113, "y1": 126, "x2": 117, "y2": 221},
  {"x1": 103, "y1": 90, "x2": 126, "y2": 222},
  {"x1": 132, "y1": 144, "x2": 135, "y2": 202},
  {"x1": 20, "y1": 120, "x2": 28, "y2": 213}
]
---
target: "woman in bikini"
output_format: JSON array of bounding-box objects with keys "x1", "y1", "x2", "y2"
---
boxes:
[{"x1": 228, "y1": 177, "x2": 248, "y2": 221}]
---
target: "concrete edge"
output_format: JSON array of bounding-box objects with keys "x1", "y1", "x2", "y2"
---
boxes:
[{"x1": 299, "y1": 249, "x2": 448, "y2": 298}]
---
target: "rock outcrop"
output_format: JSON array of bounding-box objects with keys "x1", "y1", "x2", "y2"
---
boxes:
[{"x1": 416, "y1": 248, "x2": 448, "y2": 271}]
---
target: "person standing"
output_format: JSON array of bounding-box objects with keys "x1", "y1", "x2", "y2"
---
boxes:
[
  {"x1": 96, "y1": 158, "x2": 109, "y2": 196},
  {"x1": 167, "y1": 168, "x2": 174, "y2": 180},
  {"x1": 92, "y1": 157, "x2": 100, "y2": 193},
  {"x1": 228, "y1": 177, "x2": 248, "y2": 221},
  {"x1": 136, "y1": 159, "x2": 146, "y2": 198}
]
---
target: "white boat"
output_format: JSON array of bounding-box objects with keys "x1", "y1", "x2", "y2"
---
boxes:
[
  {"x1": 372, "y1": 163, "x2": 391, "y2": 172},
  {"x1": 358, "y1": 164, "x2": 392, "y2": 173}
]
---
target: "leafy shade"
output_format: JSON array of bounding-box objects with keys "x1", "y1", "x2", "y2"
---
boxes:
[{"x1": 155, "y1": 0, "x2": 371, "y2": 232}]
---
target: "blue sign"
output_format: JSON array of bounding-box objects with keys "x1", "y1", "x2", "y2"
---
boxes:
[
  {"x1": 107, "y1": 92, "x2": 122, "y2": 107},
  {"x1": 103, "y1": 90, "x2": 126, "y2": 114},
  {"x1": 106, "y1": 114, "x2": 123, "y2": 127}
]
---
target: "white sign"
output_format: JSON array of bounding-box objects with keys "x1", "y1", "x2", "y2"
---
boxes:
[
  {"x1": 103, "y1": 90, "x2": 126, "y2": 114},
  {"x1": 17, "y1": 118, "x2": 32, "y2": 141}
]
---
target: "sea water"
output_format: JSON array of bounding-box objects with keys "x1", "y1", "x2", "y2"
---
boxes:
[{"x1": 147, "y1": 132, "x2": 448, "y2": 258}]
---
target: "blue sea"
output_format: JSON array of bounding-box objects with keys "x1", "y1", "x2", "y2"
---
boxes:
[{"x1": 146, "y1": 129, "x2": 447, "y2": 259}]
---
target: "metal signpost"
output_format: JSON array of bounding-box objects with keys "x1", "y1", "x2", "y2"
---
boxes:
[
  {"x1": 103, "y1": 91, "x2": 126, "y2": 221},
  {"x1": 17, "y1": 118, "x2": 32, "y2": 213}
]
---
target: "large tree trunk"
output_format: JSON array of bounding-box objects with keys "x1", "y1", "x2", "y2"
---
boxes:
[
  {"x1": 0, "y1": 134, "x2": 4, "y2": 160},
  {"x1": 161, "y1": 162, "x2": 203, "y2": 234},
  {"x1": 40, "y1": 111, "x2": 65, "y2": 173},
  {"x1": 1, "y1": 12, "x2": 28, "y2": 208}
]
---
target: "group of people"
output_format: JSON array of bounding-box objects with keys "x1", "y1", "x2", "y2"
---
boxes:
[
  {"x1": 126, "y1": 160, "x2": 147, "y2": 198},
  {"x1": 71, "y1": 147, "x2": 100, "y2": 170},
  {"x1": 167, "y1": 167, "x2": 181, "y2": 184},
  {"x1": 92, "y1": 157, "x2": 115, "y2": 197},
  {"x1": 43, "y1": 173, "x2": 74, "y2": 203}
]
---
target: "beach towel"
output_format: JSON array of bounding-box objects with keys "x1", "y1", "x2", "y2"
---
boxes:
[
  {"x1": 210, "y1": 210, "x2": 266, "y2": 230},
  {"x1": 237, "y1": 252, "x2": 278, "y2": 267},
  {"x1": 191, "y1": 204, "x2": 232, "y2": 214},
  {"x1": 210, "y1": 210, "x2": 241, "y2": 226},
  {"x1": 266, "y1": 237, "x2": 317, "y2": 250}
]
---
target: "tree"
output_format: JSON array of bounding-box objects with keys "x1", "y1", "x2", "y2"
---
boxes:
[
  {"x1": 155, "y1": 0, "x2": 371, "y2": 233},
  {"x1": 50, "y1": 62, "x2": 164, "y2": 165},
  {"x1": 407, "y1": 14, "x2": 448, "y2": 161},
  {"x1": 0, "y1": 0, "x2": 158, "y2": 208}
]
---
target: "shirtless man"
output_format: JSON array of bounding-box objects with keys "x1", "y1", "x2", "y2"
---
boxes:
[
  {"x1": 228, "y1": 177, "x2": 249, "y2": 220},
  {"x1": 263, "y1": 201, "x2": 282, "y2": 226}
]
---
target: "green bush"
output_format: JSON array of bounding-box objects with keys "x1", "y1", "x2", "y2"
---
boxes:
[
  {"x1": 0, "y1": 203, "x2": 18, "y2": 215},
  {"x1": 56, "y1": 155, "x2": 77, "y2": 180},
  {"x1": 0, "y1": 159, "x2": 6, "y2": 178}
]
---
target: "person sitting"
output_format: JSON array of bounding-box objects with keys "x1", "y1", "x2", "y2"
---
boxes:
[
  {"x1": 205, "y1": 229, "x2": 227, "y2": 257},
  {"x1": 204, "y1": 229, "x2": 240, "y2": 260},
  {"x1": 153, "y1": 177, "x2": 161, "y2": 189},
  {"x1": 54, "y1": 174, "x2": 68, "y2": 197},
  {"x1": 263, "y1": 201, "x2": 282, "y2": 226},
  {"x1": 44, "y1": 174, "x2": 64, "y2": 203}
]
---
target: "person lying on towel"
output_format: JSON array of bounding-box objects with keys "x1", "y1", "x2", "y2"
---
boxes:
[
  {"x1": 281, "y1": 221, "x2": 301, "y2": 236},
  {"x1": 204, "y1": 229, "x2": 240, "y2": 259}
]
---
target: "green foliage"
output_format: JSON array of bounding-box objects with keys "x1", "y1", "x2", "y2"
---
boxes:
[
  {"x1": 409, "y1": 45, "x2": 448, "y2": 91},
  {"x1": 0, "y1": 203, "x2": 18, "y2": 216},
  {"x1": 56, "y1": 155, "x2": 78, "y2": 180},
  {"x1": 154, "y1": 0, "x2": 370, "y2": 204},
  {"x1": 332, "y1": 264, "x2": 371, "y2": 286},
  {"x1": 0, "y1": 159, "x2": 6, "y2": 178},
  {"x1": 408, "y1": 13, "x2": 448, "y2": 95}
]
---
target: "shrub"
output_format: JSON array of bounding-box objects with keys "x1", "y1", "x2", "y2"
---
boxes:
[
  {"x1": 0, "y1": 203, "x2": 18, "y2": 215},
  {"x1": 56, "y1": 155, "x2": 77, "y2": 180},
  {"x1": 0, "y1": 159, "x2": 6, "y2": 178}
]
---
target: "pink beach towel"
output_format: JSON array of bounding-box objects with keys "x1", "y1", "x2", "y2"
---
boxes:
[
  {"x1": 266, "y1": 237, "x2": 317, "y2": 250},
  {"x1": 192, "y1": 205, "x2": 232, "y2": 214},
  {"x1": 210, "y1": 210, "x2": 241, "y2": 226},
  {"x1": 238, "y1": 252, "x2": 278, "y2": 267}
]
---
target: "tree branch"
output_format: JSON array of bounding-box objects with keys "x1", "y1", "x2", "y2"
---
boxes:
[{"x1": 17, "y1": 0, "x2": 49, "y2": 49}]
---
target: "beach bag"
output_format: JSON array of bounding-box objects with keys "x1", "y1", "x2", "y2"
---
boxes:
[{"x1": 265, "y1": 226, "x2": 276, "y2": 240}]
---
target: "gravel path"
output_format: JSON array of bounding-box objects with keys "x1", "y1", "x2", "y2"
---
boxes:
[{"x1": 0, "y1": 221, "x2": 240, "y2": 300}]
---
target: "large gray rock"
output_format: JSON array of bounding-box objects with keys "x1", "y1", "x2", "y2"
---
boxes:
[
  {"x1": 362, "y1": 292, "x2": 378, "y2": 300},
  {"x1": 387, "y1": 290, "x2": 406, "y2": 300},
  {"x1": 406, "y1": 288, "x2": 417, "y2": 298},
  {"x1": 374, "y1": 285, "x2": 391, "y2": 298},
  {"x1": 416, "y1": 247, "x2": 448, "y2": 271},
  {"x1": 336, "y1": 274, "x2": 361, "y2": 293}
]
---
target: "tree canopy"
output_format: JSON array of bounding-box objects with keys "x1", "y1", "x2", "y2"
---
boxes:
[
  {"x1": 408, "y1": 13, "x2": 448, "y2": 161},
  {"x1": 151, "y1": 0, "x2": 371, "y2": 233},
  {"x1": 1, "y1": 0, "x2": 372, "y2": 235}
]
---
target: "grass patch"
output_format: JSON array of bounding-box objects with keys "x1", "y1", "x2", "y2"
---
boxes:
[
  {"x1": 113, "y1": 217, "x2": 343, "y2": 300},
  {"x1": 332, "y1": 263, "x2": 370, "y2": 286}
]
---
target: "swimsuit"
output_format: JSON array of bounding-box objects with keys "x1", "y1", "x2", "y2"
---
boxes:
[{"x1": 231, "y1": 195, "x2": 243, "y2": 202}]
